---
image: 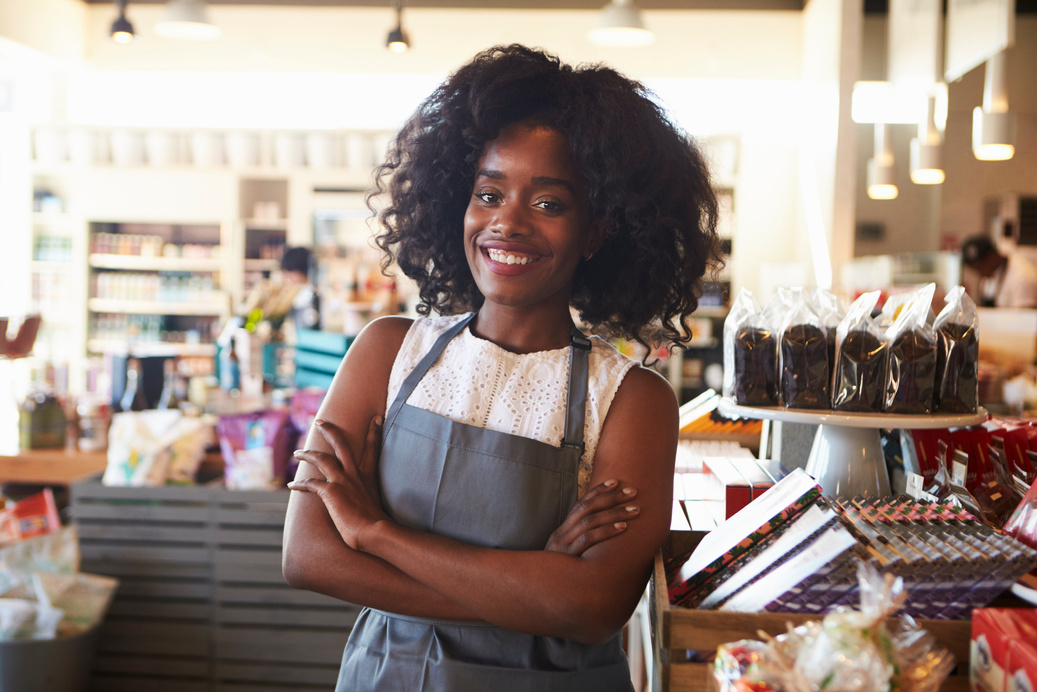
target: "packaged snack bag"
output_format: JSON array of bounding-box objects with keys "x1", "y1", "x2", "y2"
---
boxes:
[
  {"x1": 723, "y1": 289, "x2": 777, "y2": 407},
  {"x1": 217, "y1": 410, "x2": 294, "y2": 490},
  {"x1": 885, "y1": 284, "x2": 938, "y2": 414},
  {"x1": 832, "y1": 291, "x2": 887, "y2": 412},
  {"x1": 778, "y1": 288, "x2": 829, "y2": 409},
  {"x1": 813, "y1": 288, "x2": 846, "y2": 378},
  {"x1": 933, "y1": 286, "x2": 980, "y2": 413}
]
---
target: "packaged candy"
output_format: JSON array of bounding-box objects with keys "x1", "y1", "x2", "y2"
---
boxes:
[
  {"x1": 724, "y1": 289, "x2": 778, "y2": 407},
  {"x1": 778, "y1": 288, "x2": 829, "y2": 409},
  {"x1": 885, "y1": 284, "x2": 938, "y2": 414},
  {"x1": 832, "y1": 291, "x2": 887, "y2": 412},
  {"x1": 813, "y1": 288, "x2": 845, "y2": 379},
  {"x1": 217, "y1": 410, "x2": 295, "y2": 490},
  {"x1": 933, "y1": 287, "x2": 979, "y2": 413}
]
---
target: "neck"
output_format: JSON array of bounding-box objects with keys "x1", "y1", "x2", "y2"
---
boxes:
[{"x1": 470, "y1": 304, "x2": 575, "y2": 354}]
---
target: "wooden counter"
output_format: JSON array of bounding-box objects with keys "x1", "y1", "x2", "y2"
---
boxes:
[{"x1": 0, "y1": 448, "x2": 108, "y2": 486}]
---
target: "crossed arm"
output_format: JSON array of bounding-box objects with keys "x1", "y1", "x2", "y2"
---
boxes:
[{"x1": 281, "y1": 316, "x2": 677, "y2": 645}]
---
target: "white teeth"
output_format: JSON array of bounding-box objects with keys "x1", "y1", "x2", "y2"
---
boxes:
[{"x1": 487, "y1": 249, "x2": 536, "y2": 266}]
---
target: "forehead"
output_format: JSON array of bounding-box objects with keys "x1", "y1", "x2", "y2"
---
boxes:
[{"x1": 476, "y1": 123, "x2": 578, "y2": 177}]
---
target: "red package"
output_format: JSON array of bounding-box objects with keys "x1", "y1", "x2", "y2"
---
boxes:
[
  {"x1": 971, "y1": 609, "x2": 1037, "y2": 692},
  {"x1": 1005, "y1": 639, "x2": 1037, "y2": 692},
  {"x1": 13, "y1": 488, "x2": 62, "y2": 539}
]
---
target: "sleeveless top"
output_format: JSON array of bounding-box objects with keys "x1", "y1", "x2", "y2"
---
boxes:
[{"x1": 386, "y1": 313, "x2": 638, "y2": 495}]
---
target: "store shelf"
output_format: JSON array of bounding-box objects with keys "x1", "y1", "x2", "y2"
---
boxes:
[
  {"x1": 89, "y1": 254, "x2": 224, "y2": 272},
  {"x1": 31, "y1": 260, "x2": 75, "y2": 271},
  {"x1": 244, "y1": 258, "x2": 279, "y2": 271},
  {"x1": 244, "y1": 218, "x2": 288, "y2": 230},
  {"x1": 88, "y1": 298, "x2": 229, "y2": 316},
  {"x1": 87, "y1": 339, "x2": 217, "y2": 357}
]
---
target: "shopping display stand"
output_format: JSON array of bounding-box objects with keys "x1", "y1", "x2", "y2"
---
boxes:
[{"x1": 717, "y1": 398, "x2": 988, "y2": 498}]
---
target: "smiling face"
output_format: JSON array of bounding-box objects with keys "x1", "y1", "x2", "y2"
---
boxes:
[{"x1": 463, "y1": 122, "x2": 600, "y2": 318}]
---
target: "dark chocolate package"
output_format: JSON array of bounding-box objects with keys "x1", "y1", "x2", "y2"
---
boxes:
[
  {"x1": 884, "y1": 283, "x2": 937, "y2": 414},
  {"x1": 813, "y1": 288, "x2": 845, "y2": 379},
  {"x1": 723, "y1": 289, "x2": 777, "y2": 406},
  {"x1": 778, "y1": 288, "x2": 829, "y2": 409},
  {"x1": 832, "y1": 291, "x2": 887, "y2": 412},
  {"x1": 933, "y1": 286, "x2": 979, "y2": 413}
]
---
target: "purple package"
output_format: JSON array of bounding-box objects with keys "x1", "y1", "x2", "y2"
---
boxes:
[
  {"x1": 288, "y1": 388, "x2": 327, "y2": 479},
  {"x1": 217, "y1": 410, "x2": 295, "y2": 490}
]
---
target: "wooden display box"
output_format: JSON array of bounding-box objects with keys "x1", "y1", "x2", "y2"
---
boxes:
[
  {"x1": 649, "y1": 533, "x2": 973, "y2": 692},
  {"x1": 71, "y1": 479, "x2": 358, "y2": 692}
]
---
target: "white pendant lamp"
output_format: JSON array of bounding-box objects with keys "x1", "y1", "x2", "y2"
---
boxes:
[
  {"x1": 973, "y1": 50, "x2": 1015, "y2": 161},
  {"x1": 910, "y1": 93, "x2": 945, "y2": 185},
  {"x1": 155, "y1": 0, "x2": 221, "y2": 41},
  {"x1": 867, "y1": 123, "x2": 898, "y2": 200},
  {"x1": 588, "y1": 0, "x2": 654, "y2": 47}
]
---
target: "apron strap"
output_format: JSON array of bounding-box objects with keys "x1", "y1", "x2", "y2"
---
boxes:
[
  {"x1": 562, "y1": 325, "x2": 591, "y2": 455},
  {"x1": 385, "y1": 313, "x2": 476, "y2": 431},
  {"x1": 384, "y1": 313, "x2": 590, "y2": 456}
]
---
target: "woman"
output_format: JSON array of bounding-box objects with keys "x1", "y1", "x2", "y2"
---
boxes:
[{"x1": 283, "y1": 44, "x2": 720, "y2": 690}]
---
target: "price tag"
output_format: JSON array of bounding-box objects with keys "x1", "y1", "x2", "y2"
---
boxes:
[
  {"x1": 952, "y1": 459, "x2": 968, "y2": 487},
  {"x1": 906, "y1": 472, "x2": 925, "y2": 499}
]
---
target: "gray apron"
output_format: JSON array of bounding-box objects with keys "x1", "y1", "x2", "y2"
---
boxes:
[{"x1": 337, "y1": 313, "x2": 633, "y2": 691}]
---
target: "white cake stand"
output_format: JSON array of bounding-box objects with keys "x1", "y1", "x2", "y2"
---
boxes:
[{"x1": 717, "y1": 398, "x2": 988, "y2": 498}]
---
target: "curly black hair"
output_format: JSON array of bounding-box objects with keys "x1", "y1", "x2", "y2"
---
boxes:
[{"x1": 370, "y1": 44, "x2": 722, "y2": 350}]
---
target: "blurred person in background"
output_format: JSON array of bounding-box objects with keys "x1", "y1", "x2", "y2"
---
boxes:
[{"x1": 962, "y1": 235, "x2": 1037, "y2": 309}]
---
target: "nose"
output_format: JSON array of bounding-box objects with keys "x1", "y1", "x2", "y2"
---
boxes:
[{"x1": 488, "y1": 201, "x2": 530, "y2": 237}]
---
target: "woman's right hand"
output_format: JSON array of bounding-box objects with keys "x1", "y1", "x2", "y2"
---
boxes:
[{"x1": 545, "y1": 480, "x2": 639, "y2": 556}]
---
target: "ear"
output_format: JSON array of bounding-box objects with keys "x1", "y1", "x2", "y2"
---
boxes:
[{"x1": 583, "y1": 219, "x2": 606, "y2": 260}]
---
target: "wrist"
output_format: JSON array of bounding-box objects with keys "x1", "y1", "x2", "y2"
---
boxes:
[{"x1": 356, "y1": 517, "x2": 392, "y2": 555}]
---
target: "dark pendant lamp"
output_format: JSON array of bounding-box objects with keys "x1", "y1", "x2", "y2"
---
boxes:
[
  {"x1": 110, "y1": 0, "x2": 136, "y2": 44},
  {"x1": 386, "y1": 0, "x2": 410, "y2": 53}
]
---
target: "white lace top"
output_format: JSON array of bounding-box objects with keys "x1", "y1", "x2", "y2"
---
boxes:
[{"x1": 386, "y1": 313, "x2": 638, "y2": 495}]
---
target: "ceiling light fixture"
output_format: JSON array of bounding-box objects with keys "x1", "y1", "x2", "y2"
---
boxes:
[
  {"x1": 588, "y1": 0, "x2": 654, "y2": 47},
  {"x1": 867, "y1": 123, "x2": 898, "y2": 200},
  {"x1": 386, "y1": 0, "x2": 410, "y2": 53},
  {"x1": 973, "y1": 50, "x2": 1015, "y2": 161},
  {"x1": 155, "y1": 0, "x2": 221, "y2": 41},
  {"x1": 110, "y1": 0, "x2": 136, "y2": 44},
  {"x1": 910, "y1": 92, "x2": 945, "y2": 185}
]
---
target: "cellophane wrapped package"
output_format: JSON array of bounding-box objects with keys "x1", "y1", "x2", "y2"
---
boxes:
[
  {"x1": 933, "y1": 286, "x2": 980, "y2": 413},
  {"x1": 712, "y1": 560, "x2": 954, "y2": 692},
  {"x1": 813, "y1": 288, "x2": 845, "y2": 381},
  {"x1": 884, "y1": 284, "x2": 938, "y2": 414},
  {"x1": 831, "y1": 291, "x2": 887, "y2": 412},
  {"x1": 724, "y1": 289, "x2": 778, "y2": 407},
  {"x1": 778, "y1": 288, "x2": 830, "y2": 409}
]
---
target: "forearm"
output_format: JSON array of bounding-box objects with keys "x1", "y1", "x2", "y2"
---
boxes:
[
  {"x1": 283, "y1": 498, "x2": 479, "y2": 620},
  {"x1": 360, "y1": 519, "x2": 652, "y2": 645}
]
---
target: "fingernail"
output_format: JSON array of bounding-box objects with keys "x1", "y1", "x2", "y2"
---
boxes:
[
  {"x1": 603, "y1": 479, "x2": 617, "y2": 488},
  {"x1": 293, "y1": 450, "x2": 304, "y2": 458},
  {"x1": 286, "y1": 481, "x2": 297, "y2": 488},
  {"x1": 625, "y1": 505, "x2": 638, "y2": 513},
  {"x1": 622, "y1": 487, "x2": 635, "y2": 495},
  {"x1": 614, "y1": 522, "x2": 627, "y2": 530},
  {"x1": 375, "y1": 415, "x2": 384, "y2": 426},
  {"x1": 314, "y1": 419, "x2": 325, "y2": 427}
]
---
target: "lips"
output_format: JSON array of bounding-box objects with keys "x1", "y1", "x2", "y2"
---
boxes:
[
  {"x1": 479, "y1": 243, "x2": 544, "y2": 275},
  {"x1": 486, "y1": 248, "x2": 539, "y2": 265}
]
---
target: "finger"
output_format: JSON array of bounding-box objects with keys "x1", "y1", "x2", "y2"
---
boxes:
[
  {"x1": 287, "y1": 478, "x2": 332, "y2": 494},
  {"x1": 558, "y1": 483, "x2": 637, "y2": 533},
  {"x1": 293, "y1": 449, "x2": 347, "y2": 481},
  {"x1": 315, "y1": 419, "x2": 359, "y2": 471},
  {"x1": 358, "y1": 415, "x2": 384, "y2": 475},
  {"x1": 568, "y1": 519, "x2": 632, "y2": 555}
]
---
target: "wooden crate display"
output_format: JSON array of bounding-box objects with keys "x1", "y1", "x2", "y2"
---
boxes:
[
  {"x1": 71, "y1": 479, "x2": 358, "y2": 692},
  {"x1": 649, "y1": 542, "x2": 973, "y2": 692}
]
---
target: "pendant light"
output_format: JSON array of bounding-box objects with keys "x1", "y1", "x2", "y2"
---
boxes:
[
  {"x1": 867, "y1": 123, "x2": 898, "y2": 200},
  {"x1": 909, "y1": 92, "x2": 944, "y2": 185},
  {"x1": 155, "y1": 0, "x2": 221, "y2": 41},
  {"x1": 972, "y1": 50, "x2": 1015, "y2": 161},
  {"x1": 588, "y1": 0, "x2": 654, "y2": 47},
  {"x1": 386, "y1": 0, "x2": 410, "y2": 53},
  {"x1": 110, "y1": 0, "x2": 136, "y2": 44}
]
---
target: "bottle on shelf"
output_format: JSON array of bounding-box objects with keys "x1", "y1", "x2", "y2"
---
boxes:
[
  {"x1": 157, "y1": 358, "x2": 182, "y2": 411},
  {"x1": 119, "y1": 357, "x2": 150, "y2": 413},
  {"x1": 18, "y1": 364, "x2": 67, "y2": 450}
]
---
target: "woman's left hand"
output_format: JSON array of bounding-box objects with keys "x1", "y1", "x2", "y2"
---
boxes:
[{"x1": 288, "y1": 415, "x2": 385, "y2": 551}]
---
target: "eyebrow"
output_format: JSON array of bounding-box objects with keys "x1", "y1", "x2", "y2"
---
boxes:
[{"x1": 474, "y1": 168, "x2": 577, "y2": 195}]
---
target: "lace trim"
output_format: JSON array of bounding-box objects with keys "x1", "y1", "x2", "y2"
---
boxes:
[{"x1": 386, "y1": 314, "x2": 637, "y2": 495}]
